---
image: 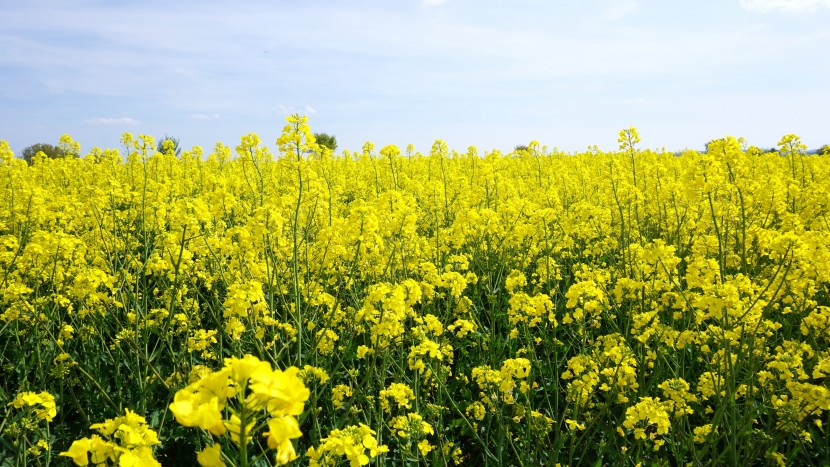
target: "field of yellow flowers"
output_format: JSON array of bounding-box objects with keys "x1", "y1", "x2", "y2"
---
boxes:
[{"x1": 1, "y1": 116, "x2": 829, "y2": 466}]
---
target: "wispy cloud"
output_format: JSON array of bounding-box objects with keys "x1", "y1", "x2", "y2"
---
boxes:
[
  {"x1": 277, "y1": 105, "x2": 317, "y2": 116},
  {"x1": 1, "y1": 1, "x2": 827, "y2": 154},
  {"x1": 190, "y1": 113, "x2": 220, "y2": 120},
  {"x1": 740, "y1": 0, "x2": 830, "y2": 12},
  {"x1": 83, "y1": 117, "x2": 141, "y2": 125}
]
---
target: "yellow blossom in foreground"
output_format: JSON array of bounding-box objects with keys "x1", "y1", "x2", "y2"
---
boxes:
[
  {"x1": 197, "y1": 444, "x2": 225, "y2": 467},
  {"x1": 60, "y1": 408, "x2": 160, "y2": 466},
  {"x1": 169, "y1": 354, "x2": 308, "y2": 465},
  {"x1": 265, "y1": 416, "x2": 303, "y2": 464}
]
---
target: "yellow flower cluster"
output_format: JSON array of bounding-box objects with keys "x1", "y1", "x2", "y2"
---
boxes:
[
  {"x1": 561, "y1": 333, "x2": 638, "y2": 405},
  {"x1": 4, "y1": 390, "x2": 57, "y2": 462},
  {"x1": 307, "y1": 424, "x2": 389, "y2": 467},
  {"x1": 60, "y1": 409, "x2": 160, "y2": 466},
  {"x1": 472, "y1": 358, "x2": 533, "y2": 406},
  {"x1": 619, "y1": 396, "x2": 671, "y2": 450},
  {"x1": 506, "y1": 270, "x2": 556, "y2": 330},
  {"x1": 658, "y1": 378, "x2": 697, "y2": 416},
  {"x1": 379, "y1": 382, "x2": 415, "y2": 413},
  {"x1": 331, "y1": 384, "x2": 353, "y2": 410},
  {"x1": 389, "y1": 412, "x2": 435, "y2": 456},
  {"x1": 169, "y1": 355, "x2": 309, "y2": 465},
  {"x1": 9, "y1": 391, "x2": 57, "y2": 422}
]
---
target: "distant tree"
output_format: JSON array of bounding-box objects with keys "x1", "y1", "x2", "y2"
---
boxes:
[
  {"x1": 314, "y1": 133, "x2": 337, "y2": 152},
  {"x1": 514, "y1": 144, "x2": 529, "y2": 152},
  {"x1": 747, "y1": 146, "x2": 777, "y2": 155},
  {"x1": 820, "y1": 144, "x2": 830, "y2": 156},
  {"x1": 21, "y1": 143, "x2": 61, "y2": 165},
  {"x1": 157, "y1": 135, "x2": 181, "y2": 156}
]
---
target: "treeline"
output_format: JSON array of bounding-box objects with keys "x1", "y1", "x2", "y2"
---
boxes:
[{"x1": 13, "y1": 135, "x2": 829, "y2": 164}]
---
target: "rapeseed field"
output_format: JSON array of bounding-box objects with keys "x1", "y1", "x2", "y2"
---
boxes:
[{"x1": 1, "y1": 116, "x2": 828, "y2": 466}]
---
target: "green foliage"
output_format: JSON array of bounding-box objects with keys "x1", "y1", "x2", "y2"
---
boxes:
[
  {"x1": 314, "y1": 132, "x2": 337, "y2": 152},
  {"x1": 20, "y1": 143, "x2": 61, "y2": 165}
]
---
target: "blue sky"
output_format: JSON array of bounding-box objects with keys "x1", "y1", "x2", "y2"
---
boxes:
[{"x1": 1, "y1": 0, "x2": 828, "y2": 155}]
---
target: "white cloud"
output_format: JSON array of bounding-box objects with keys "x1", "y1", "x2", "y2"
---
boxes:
[
  {"x1": 190, "y1": 113, "x2": 220, "y2": 120},
  {"x1": 83, "y1": 117, "x2": 140, "y2": 125},
  {"x1": 422, "y1": 0, "x2": 450, "y2": 6},
  {"x1": 740, "y1": 0, "x2": 830, "y2": 12},
  {"x1": 304, "y1": 105, "x2": 317, "y2": 114}
]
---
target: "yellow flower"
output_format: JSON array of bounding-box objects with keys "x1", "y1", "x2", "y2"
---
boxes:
[
  {"x1": 10, "y1": 390, "x2": 57, "y2": 422},
  {"x1": 390, "y1": 412, "x2": 434, "y2": 439},
  {"x1": 169, "y1": 392, "x2": 227, "y2": 435},
  {"x1": 170, "y1": 356, "x2": 308, "y2": 464},
  {"x1": 356, "y1": 345, "x2": 374, "y2": 358},
  {"x1": 315, "y1": 328, "x2": 340, "y2": 355},
  {"x1": 331, "y1": 384, "x2": 353, "y2": 410},
  {"x1": 197, "y1": 444, "x2": 225, "y2": 467},
  {"x1": 248, "y1": 366, "x2": 310, "y2": 416},
  {"x1": 418, "y1": 439, "x2": 434, "y2": 456},
  {"x1": 447, "y1": 319, "x2": 476, "y2": 338},
  {"x1": 379, "y1": 382, "x2": 415, "y2": 412},
  {"x1": 466, "y1": 401, "x2": 486, "y2": 421},
  {"x1": 225, "y1": 354, "x2": 271, "y2": 385},
  {"x1": 264, "y1": 416, "x2": 303, "y2": 464},
  {"x1": 307, "y1": 424, "x2": 388, "y2": 467},
  {"x1": 565, "y1": 419, "x2": 586, "y2": 431},
  {"x1": 61, "y1": 437, "x2": 93, "y2": 466},
  {"x1": 298, "y1": 365, "x2": 330, "y2": 385},
  {"x1": 618, "y1": 127, "x2": 641, "y2": 150},
  {"x1": 223, "y1": 413, "x2": 256, "y2": 446},
  {"x1": 622, "y1": 397, "x2": 671, "y2": 448},
  {"x1": 693, "y1": 424, "x2": 716, "y2": 444},
  {"x1": 116, "y1": 448, "x2": 161, "y2": 467},
  {"x1": 60, "y1": 409, "x2": 160, "y2": 466}
]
